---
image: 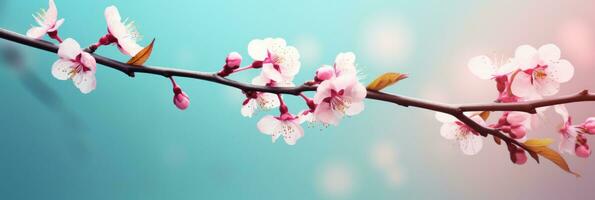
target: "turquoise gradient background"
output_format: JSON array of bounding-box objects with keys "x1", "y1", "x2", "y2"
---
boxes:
[{"x1": 1, "y1": 0, "x2": 595, "y2": 199}]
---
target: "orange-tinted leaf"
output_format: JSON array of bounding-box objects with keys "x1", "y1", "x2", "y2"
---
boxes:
[
  {"x1": 524, "y1": 139, "x2": 579, "y2": 177},
  {"x1": 366, "y1": 73, "x2": 408, "y2": 91},
  {"x1": 479, "y1": 111, "x2": 491, "y2": 121},
  {"x1": 524, "y1": 138, "x2": 554, "y2": 147},
  {"x1": 127, "y1": 39, "x2": 155, "y2": 66}
]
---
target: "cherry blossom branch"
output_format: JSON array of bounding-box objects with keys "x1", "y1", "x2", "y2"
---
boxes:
[{"x1": 1, "y1": 27, "x2": 594, "y2": 158}]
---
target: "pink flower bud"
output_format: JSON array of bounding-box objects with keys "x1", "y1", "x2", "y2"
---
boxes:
[
  {"x1": 583, "y1": 117, "x2": 595, "y2": 134},
  {"x1": 225, "y1": 52, "x2": 242, "y2": 68},
  {"x1": 509, "y1": 126, "x2": 526, "y2": 139},
  {"x1": 173, "y1": 87, "x2": 190, "y2": 110},
  {"x1": 315, "y1": 66, "x2": 335, "y2": 81},
  {"x1": 512, "y1": 150, "x2": 528, "y2": 165},
  {"x1": 575, "y1": 144, "x2": 591, "y2": 158}
]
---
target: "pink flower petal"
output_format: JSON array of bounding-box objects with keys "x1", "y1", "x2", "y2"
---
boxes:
[
  {"x1": 57, "y1": 38, "x2": 82, "y2": 60},
  {"x1": 459, "y1": 135, "x2": 483, "y2": 155},
  {"x1": 282, "y1": 121, "x2": 304, "y2": 145},
  {"x1": 80, "y1": 52, "x2": 97, "y2": 73},
  {"x1": 345, "y1": 101, "x2": 364, "y2": 116},
  {"x1": 51, "y1": 59, "x2": 73, "y2": 80},
  {"x1": 247, "y1": 39, "x2": 267, "y2": 61},
  {"x1": 73, "y1": 72, "x2": 96, "y2": 94},
  {"x1": 314, "y1": 103, "x2": 342, "y2": 126},
  {"x1": 506, "y1": 112, "x2": 531, "y2": 127},
  {"x1": 261, "y1": 63, "x2": 283, "y2": 82},
  {"x1": 313, "y1": 80, "x2": 333, "y2": 104},
  {"x1": 241, "y1": 99, "x2": 257, "y2": 118},
  {"x1": 559, "y1": 135, "x2": 576, "y2": 155},
  {"x1": 468, "y1": 55, "x2": 496, "y2": 80},
  {"x1": 538, "y1": 44, "x2": 561, "y2": 63},
  {"x1": 48, "y1": 18, "x2": 64, "y2": 32},
  {"x1": 534, "y1": 77, "x2": 560, "y2": 96},
  {"x1": 439, "y1": 123, "x2": 458, "y2": 140},
  {"x1": 44, "y1": 0, "x2": 58, "y2": 26},
  {"x1": 26, "y1": 27, "x2": 48, "y2": 39},
  {"x1": 515, "y1": 45, "x2": 538, "y2": 70},
  {"x1": 435, "y1": 112, "x2": 456, "y2": 123},
  {"x1": 554, "y1": 105, "x2": 569, "y2": 122},
  {"x1": 510, "y1": 73, "x2": 536, "y2": 97},
  {"x1": 547, "y1": 59, "x2": 574, "y2": 83},
  {"x1": 257, "y1": 115, "x2": 281, "y2": 139}
]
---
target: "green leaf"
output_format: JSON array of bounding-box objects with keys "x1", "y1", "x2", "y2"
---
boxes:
[{"x1": 127, "y1": 39, "x2": 155, "y2": 66}]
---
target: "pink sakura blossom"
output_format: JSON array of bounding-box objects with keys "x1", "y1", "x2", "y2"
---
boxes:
[
  {"x1": 241, "y1": 91, "x2": 280, "y2": 118},
  {"x1": 583, "y1": 117, "x2": 595, "y2": 134},
  {"x1": 511, "y1": 44, "x2": 575, "y2": 97},
  {"x1": 435, "y1": 112, "x2": 486, "y2": 155},
  {"x1": 240, "y1": 74, "x2": 281, "y2": 118},
  {"x1": 257, "y1": 113, "x2": 304, "y2": 145},
  {"x1": 313, "y1": 74, "x2": 366, "y2": 126},
  {"x1": 333, "y1": 52, "x2": 358, "y2": 77},
  {"x1": 555, "y1": 105, "x2": 591, "y2": 158},
  {"x1": 248, "y1": 38, "x2": 301, "y2": 85},
  {"x1": 103, "y1": 6, "x2": 143, "y2": 56},
  {"x1": 468, "y1": 55, "x2": 517, "y2": 80},
  {"x1": 495, "y1": 112, "x2": 536, "y2": 141},
  {"x1": 51, "y1": 38, "x2": 96, "y2": 94},
  {"x1": 26, "y1": 0, "x2": 64, "y2": 40}
]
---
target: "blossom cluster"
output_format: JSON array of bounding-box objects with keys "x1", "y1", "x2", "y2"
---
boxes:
[
  {"x1": 436, "y1": 44, "x2": 593, "y2": 163},
  {"x1": 27, "y1": 0, "x2": 368, "y2": 145},
  {"x1": 234, "y1": 39, "x2": 366, "y2": 145}
]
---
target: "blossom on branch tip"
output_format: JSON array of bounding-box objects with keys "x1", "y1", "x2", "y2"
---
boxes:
[
  {"x1": 51, "y1": 38, "x2": 96, "y2": 94},
  {"x1": 495, "y1": 112, "x2": 536, "y2": 141},
  {"x1": 248, "y1": 38, "x2": 300, "y2": 84},
  {"x1": 27, "y1": 0, "x2": 64, "y2": 41},
  {"x1": 555, "y1": 105, "x2": 591, "y2": 158},
  {"x1": 511, "y1": 44, "x2": 574, "y2": 97},
  {"x1": 257, "y1": 113, "x2": 304, "y2": 145},
  {"x1": 104, "y1": 5, "x2": 143, "y2": 56},
  {"x1": 315, "y1": 65, "x2": 335, "y2": 82},
  {"x1": 226, "y1": 52, "x2": 242, "y2": 68},
  {"x1": 435, "y1": 112, "x2": 485, "y2": 155}
]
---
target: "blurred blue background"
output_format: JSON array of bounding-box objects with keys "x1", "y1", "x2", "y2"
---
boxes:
[{"x1": 1, "y1": 0, "x2": 595, "y2": 199}]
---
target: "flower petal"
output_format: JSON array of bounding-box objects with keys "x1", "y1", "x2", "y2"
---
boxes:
[
  {"x1": 26, "y1": 27, "x2": 48, "y2": 39},
  {"x1": 261, "y1": 63, "x2": 283, "y2": 82},
  {"x1": 314, "y1": 102, "x2": 342, "y2": 126},
  {"x1": 80, "y1": 52, "x2": 96, "y2": 73},
  {"x1": 538, "y1": 44, "x2": 561, "y2": 63},
  {"x1": 241, "y1": 99, "x2": 257, "y2": 118},
  {"x1": 73, "y1": 72, "x2": 96, "y2": 94},
  {"x1": 51, "y1": 59, "x2": 73, "y2": 80},
  {"x1": 559, "y1": 135, "x2": 576, "y2": 155},
  {"x1": 510, "y1": 73, "x2": 536, "y2": 97},
  {"x1": 117, "y1": 38, "x2": 143, "y2": 56},
  {"x1": 459, "y1": 135, "x2": 483, "y2": 155},
  {"x1": 467, "y1": 55, "x2": 496, "y2": 80},
  {"x1": 257, "y1": 115, "x2": 282, "y2": 142},
  {"x1": 554, "y1": 105, "x2": 569, "y2": 122},
  {"x1": 247, "y1": 39, "x2": 267, "y2": 61},
  {"x1": 345, "y1": 101, "x2": 364, "y2": 116},
  {"x1": 44, "y1": 0, "x2": 58, "y2": 26},
  {"x1": 440, "y1": 123, "x2": 458, "y2": 140},
  {"x1": 313, "y1": 80, "x2": 333, "y2": 104},
  {"x1": 335, "y1": 52, "x2": 357, "y2": 76},
  {"x1": 48, "y1": 18, "x2": 64, "y2": 32},
  {"x1": 515, "y1": 45, "x2": 538, "y2": 70},
  {"x1": 506, "y1": 112, "x2": 531, "y2": 127},
  {"x1": 283, "y1": 121, "x2": 304, "y2": 145},
  {"x1": 257, "y1": 93, "x2": 280, "y2": 109},
  {"x1": 58, "y1": 38, "x2": 81, "y2": 60},
  {"x1": 546, "y1": 59, "x2": 574, "y2": 83},
  {"x1": 534, "y1": 77, "x2": 560, "y2": 96}
]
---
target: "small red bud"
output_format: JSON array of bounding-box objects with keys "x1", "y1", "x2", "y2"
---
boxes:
[
  {"x1": 583, "y1": 117, "x2": 595, "y2": 134},
  {"x1": 173, "y1": 87, "x2": 190, "y2": 110},
  {"x1": 251, "y1": 61, "x2": 264, "y2": 69},
  {"x1": 576, "y1": 144, "x2": 591, "y2": 158}
]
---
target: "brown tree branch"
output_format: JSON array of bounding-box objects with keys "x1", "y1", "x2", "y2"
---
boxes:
[{"x1": 1, "y1": 28, "x2": 594, "y2": 159}]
